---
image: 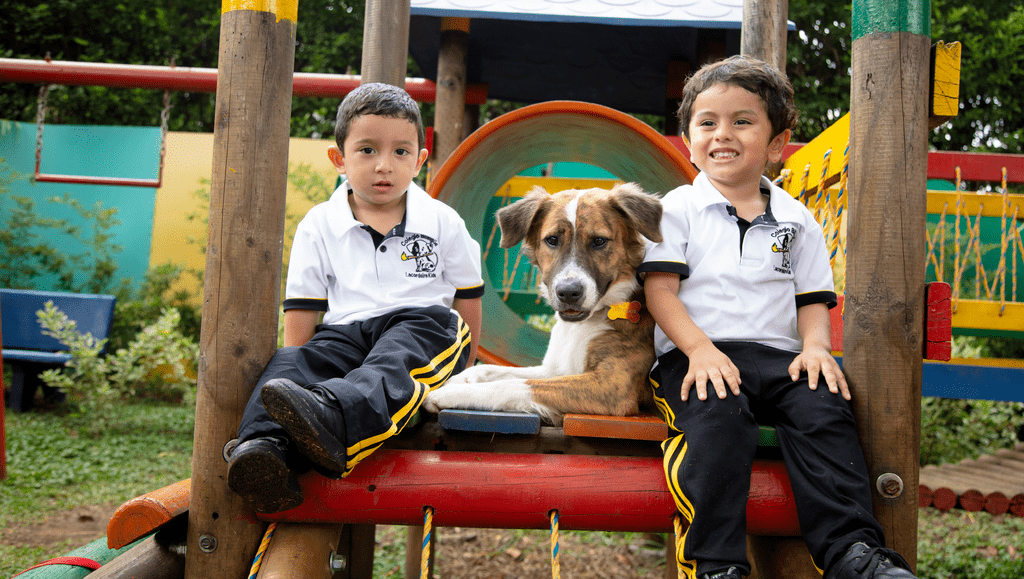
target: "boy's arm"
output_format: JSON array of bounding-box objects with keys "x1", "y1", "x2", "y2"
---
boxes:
[
  {"x1": 452, "y1": 296, "x2": 482, "y2": 367},
  {"x1": 644, "y1": 272, "x2": 741, "y2": 401},
  {"x1": 791, "y1": 303, "x2": 850, "y2": 400},
  {"x1": 282, "y1": 309, "x2": 321, "y2": 348}
]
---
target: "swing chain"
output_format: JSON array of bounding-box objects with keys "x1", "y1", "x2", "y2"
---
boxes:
[
  {"x1": 159, "y1": 88, "x2": 172, "y2": 177},
  {"x1": 34, "y1": 84, "x2": 53, "y2": 174}
]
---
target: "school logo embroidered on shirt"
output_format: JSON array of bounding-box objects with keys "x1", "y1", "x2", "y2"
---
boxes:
[
  {"x1": 400, "y1": 234, "x2": 439, "y2": 276},
  {"x1": 771, "y1": 227, "x2": 795, "y2": 274}
]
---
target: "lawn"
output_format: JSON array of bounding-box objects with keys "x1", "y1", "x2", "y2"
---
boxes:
[{"x1": 2, "y1": 402, "x2": 1023, "y2": 578}]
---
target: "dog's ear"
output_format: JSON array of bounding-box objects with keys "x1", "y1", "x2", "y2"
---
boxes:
[
  {"x1": 497, "y1": 187, "x2": 550, "y2": 249},
  {"x1": 612, "y1": 183, "x2": 663, "y2": 243}
]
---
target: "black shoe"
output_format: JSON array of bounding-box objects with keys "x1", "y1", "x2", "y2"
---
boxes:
[
  {"x1": 826, "y1": 543, "x2": 918, "y2": 579},
  {"x1": 701, "y1": 567, "x2": 741, "y2": 579},
  {"x1": 261, "y1": 378, "x2": 348, "y2": 474},
  {"x1": 226, "y1": 437, "x2": 303, "y2": 514}
]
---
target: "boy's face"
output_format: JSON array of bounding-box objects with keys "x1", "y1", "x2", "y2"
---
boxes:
[
  {"x1": 328, "y1": 113, "x2": 428, "y2": 212},
  {"x1": 685, "y1": 83, "x2": 790, "y2": 194}
]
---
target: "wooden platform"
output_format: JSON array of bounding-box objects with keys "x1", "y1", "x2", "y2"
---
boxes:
[{"x1": 919, "y1": 442, "x2": 1024, "y2": 516}]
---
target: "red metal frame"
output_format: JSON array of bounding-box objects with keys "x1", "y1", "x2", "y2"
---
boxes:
[
  {"x1": 0, "y1": 58, "x2": 489, "y2": 104},
  {"x1": 259, "y1": 449, "x2": 802, "y2": 536}
]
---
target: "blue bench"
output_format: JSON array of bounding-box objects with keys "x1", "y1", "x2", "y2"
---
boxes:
[{"x1": 1, "y1": 288, "x2": 117, "y2": 411}]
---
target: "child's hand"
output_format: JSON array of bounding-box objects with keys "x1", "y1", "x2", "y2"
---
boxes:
[
  {"x1": 683, "y1": 343, "x2": 741, "y2": 401},
  {"x1": 789, "y1": 345, "x2": 850, "y2": 400}
]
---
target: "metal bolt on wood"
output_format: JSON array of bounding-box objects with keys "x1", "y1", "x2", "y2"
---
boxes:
[
  {"x1": 876, "y1": 473, "x2": 905, "y2": 498},
  {"x1": 198, "y1": 534, "x2": 218, "y2": 553},
  {"x1": 329, "y1": 550, "x2": 347, "y2": 571}
]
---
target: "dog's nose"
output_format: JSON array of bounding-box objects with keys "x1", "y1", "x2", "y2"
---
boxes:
[{"x1": 556, "y1": 281, "x2": 584, "y2": 304}]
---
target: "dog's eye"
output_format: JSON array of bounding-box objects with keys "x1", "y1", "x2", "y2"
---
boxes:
[
  {"x1": 592, "y1": 237, "x2": 608, "y2": 248},
  {"x1": 544, "y1": 235, "x2": 560, "y2": 248}
]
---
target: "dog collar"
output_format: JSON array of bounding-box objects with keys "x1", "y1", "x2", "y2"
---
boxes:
[{"x1": 608, "y1": 301, "x2": 642, "y2": 323}]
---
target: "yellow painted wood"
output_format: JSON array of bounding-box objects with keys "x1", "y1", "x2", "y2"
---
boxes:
[
  {"x1": 492, "y1": 175, "x2": 620, "y2": 198},
  {"x1": 944, "y1": 356, "x2": 1024, "y2": 370},
  {"x1": 951, "y1": 299, "x2": 1024, "y2": 334},
  {"x1": 221, "y1": 0, "x2": 298, "y2": 22},
  {"x1": 926, "y1": 191, "x2": 1024, "y2": 219},
  {"x1": 781, "y1": 113, "x2": 849, "y2": 199},
  {"x1": 932, "y1": 41, "x2": 961, "y2": 119}
]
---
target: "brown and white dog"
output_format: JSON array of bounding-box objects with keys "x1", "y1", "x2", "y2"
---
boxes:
[{"x1": 423, "y1": 182, "x2": 663, "y2": 425}]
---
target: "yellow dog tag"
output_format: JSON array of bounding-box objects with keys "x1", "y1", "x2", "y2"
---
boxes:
[{"x1": 608, "y1": 301, "x2": 641, "y2": 323}]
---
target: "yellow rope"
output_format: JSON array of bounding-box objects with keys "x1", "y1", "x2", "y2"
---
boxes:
[
  {"x1": 421, "y1": 507, "x2": 433, "y2": 579},
  {"x1": 550, "y1": 510, "x2": 560, "y2": 579},
  {"x1": 830, "y1": 142, "x2": 848, "y2": 267},
  {"x1": 673, "y1": 513, "x2": 686, "y2": 578},
  {"x1": 999, "y1": 167, "x2": 1009, "y2": 310},
  {"x1": 814, "y1": 149, "x2": 832, "y2": 227},
  {"x1": 797, "y1": 163, "x2": 810, "y2": 203},
  {"x1": 247, "y1": 522, "x2": 277, "y2": 579}
]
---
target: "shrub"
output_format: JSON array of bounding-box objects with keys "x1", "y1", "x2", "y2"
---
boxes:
[{"x1": 36, "y1": 302, "x2": 198, "y2": 433}]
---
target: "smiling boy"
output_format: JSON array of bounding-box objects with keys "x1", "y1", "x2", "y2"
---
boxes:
[
  {"x1": 226, "y1": 83, "x2": 484, "y2": 514},
  {"x1": 640, "y1": 56, "x2": 921, "y2": 579}
]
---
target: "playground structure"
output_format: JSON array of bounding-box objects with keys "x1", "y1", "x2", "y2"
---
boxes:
[{"x1": 3, "y1": 0, "x2": 1024, "y2": 577}]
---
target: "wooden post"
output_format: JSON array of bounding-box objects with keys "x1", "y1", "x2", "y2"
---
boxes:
[
  {"x1": 362, "y1": 0, "x2": 411, "y2": 87},
  {"x1": 184, "y1": 1, "x2": 297, "y2": 577},
  {"x1": 741, "y1": 0, "x2": 789, "y2": 72},
  {"x1": 846, "y1": 0, "x2": 930, "y2": 569},
  {"x1": 431, "y1": 17, "x2": 470, "y2": 172}
]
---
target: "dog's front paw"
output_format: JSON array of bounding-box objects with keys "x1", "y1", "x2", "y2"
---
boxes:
[
  {"x1": 449, "y1": 364, "x2": 508, "y2": 384},
  {"x1": 423, "y1": 386, "x2": 463, "y2": 413}
]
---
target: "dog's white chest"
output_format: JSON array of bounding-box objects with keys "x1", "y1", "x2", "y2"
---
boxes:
[{"x1": 541, "y1": 318, "x2": 603, "y2": 375}]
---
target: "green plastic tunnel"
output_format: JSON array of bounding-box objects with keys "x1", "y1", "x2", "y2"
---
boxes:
[{"x1": 430, "y1": 101, "x2": 698, "y2": 367}]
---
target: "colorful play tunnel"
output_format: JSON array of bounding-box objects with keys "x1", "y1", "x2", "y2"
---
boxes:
[{"x1": 429, "y1": 101, "x2": 698, "y2": 367}]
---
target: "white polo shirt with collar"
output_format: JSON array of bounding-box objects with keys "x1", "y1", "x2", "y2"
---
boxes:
[
  {"x1": 284, "y1": 180, "x2": 484, "y2": 327},
  {"x1": 640, "y1": 173, "x2": 837, "y2": 357}
]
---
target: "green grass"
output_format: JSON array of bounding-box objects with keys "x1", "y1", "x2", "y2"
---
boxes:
[{"x1": 1, "y1": 401, "x2": 194, "y2": 578}]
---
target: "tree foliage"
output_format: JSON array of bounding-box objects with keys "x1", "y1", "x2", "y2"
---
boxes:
[{"x1": 786, "y1": 0, "x2": 1024, "y2": 152}]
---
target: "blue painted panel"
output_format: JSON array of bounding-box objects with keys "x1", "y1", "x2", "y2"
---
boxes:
[{"x1": 0, "y1": 120, "x2": 159, "y2": 292}]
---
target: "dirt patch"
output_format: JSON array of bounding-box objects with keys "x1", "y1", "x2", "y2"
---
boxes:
[
  {"x1": 379, "y1": 525, "x2": 671, "y2": 579},
  {"x1": 2, "y1": 504, "x2": 119, "y2": 548}
]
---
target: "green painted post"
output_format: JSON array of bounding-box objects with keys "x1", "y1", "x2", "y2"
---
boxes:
[{"x1": 846, "y1": 0, "x2": 931, "y2": 570}]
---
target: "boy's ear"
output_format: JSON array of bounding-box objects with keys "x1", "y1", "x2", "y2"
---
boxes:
[
  {"x1": 327, "y1": 145, "x2": 345, "y2": 174},
  {"x1": 767, "y1": 129, "x2": 792, "y2": 164},
  {"x1": 414, "y1": 148, "x2": 428, "y2": 174}
]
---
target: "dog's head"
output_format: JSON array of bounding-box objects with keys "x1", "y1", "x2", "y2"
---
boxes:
[{"x1": 496, "y1": 182, "x2": 663, "y2": 322}]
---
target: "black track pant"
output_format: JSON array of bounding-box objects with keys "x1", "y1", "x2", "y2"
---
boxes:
[
  {"x1": 650, "y1": 341, "x2": 884, "y2": 578},
  {"x1": 238, "y1": 305, "x2": 471, "y2": 477}
]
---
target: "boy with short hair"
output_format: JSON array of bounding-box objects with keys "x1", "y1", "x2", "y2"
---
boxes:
[
  {"x1": 640, "y1": 55, "x2": 920, "y2": 579},
  {"x1": 227, "y1": 82, "x2": 484, "y2": 514}
]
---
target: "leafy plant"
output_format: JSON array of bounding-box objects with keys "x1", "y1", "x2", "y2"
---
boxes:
[
  {"x1": 36, "y1": 301, "x2": 198, "y2": 433},
  {"x1": 921, "y1": 397, "x2": 1024, "y2": 466},
  {"x1": 0, "y1": 160, "x2": 125, "y2": 294}
]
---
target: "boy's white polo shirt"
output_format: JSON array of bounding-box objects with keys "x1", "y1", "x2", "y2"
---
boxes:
[
  {"x1": 640, "y1": 173, "x2": 836, "y2": 356},
  {"x1": 284, "y1": 180, "x2": 484, "y2": 326}
]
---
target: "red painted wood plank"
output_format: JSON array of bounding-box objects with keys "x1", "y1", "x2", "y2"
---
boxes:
[{"x1": 260, "y1": 449, "x2": 801, "y2": 536}]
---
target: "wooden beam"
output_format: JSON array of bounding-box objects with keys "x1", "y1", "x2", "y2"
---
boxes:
[
  {"x1": 432, "y1": 17, "x2": 470, "y2": 171},
  {"x1": 184, "y1": 1, "x2": 296, "y2": 577},
  {"x1": 846, "y1": 0, "x2": 931, "y2": 569},
  {"x1": 741, "y1": 0, "x2": 789, "y2": 72},
  {"x1": 361, "y1": 0, "x2": 410, "y2": 87}
]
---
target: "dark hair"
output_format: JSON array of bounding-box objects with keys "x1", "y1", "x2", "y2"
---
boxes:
[
  {"x1": 334, "y1": 82, "x2": 425, "y2": 151},
  {"x1": 676, "y1": 55, "x2": 798, "y2": 141}
]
